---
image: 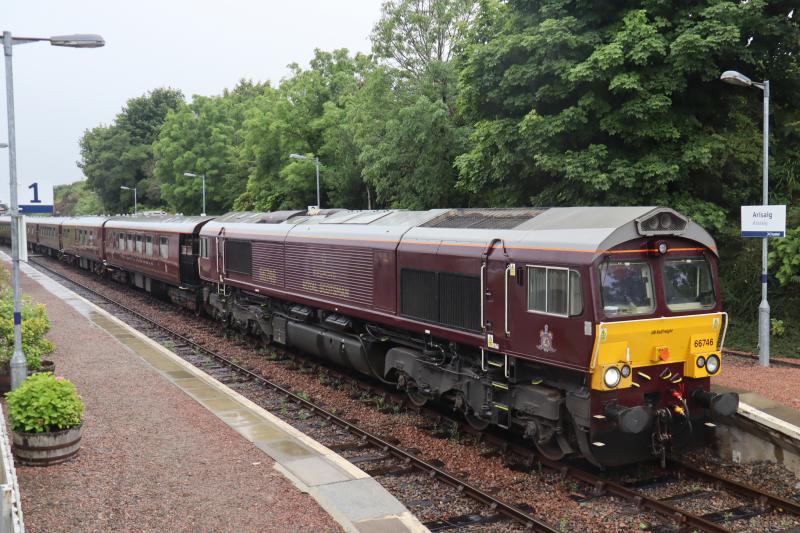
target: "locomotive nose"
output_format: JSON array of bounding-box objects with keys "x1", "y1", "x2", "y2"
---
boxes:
[
  {"x1": 604, "y1": 402, "x2": 653, "y2": 434},
  {"x1": 692, "y1": 389, "x2": 739, "y2": 417}
]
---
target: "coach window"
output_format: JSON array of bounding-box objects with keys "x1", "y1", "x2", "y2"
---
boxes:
[
  {"x1": 126, "y1": 234, "x2": 134, "y2": 252},
  {"x1": 145, "y1": 236, "x2": 153, "y2": 256},
  {"x1": 160, "y1": 236, "x2": 169, "y2": 259},
  {"x1": 527, "y1": 266, "x2": 583, "y2": 317},
  {"x1": 200, "y1": 237, "x2": 209, "y2": 259},
  {"x1": 135, "y1": 235, "x2": 143, "y2": 254},
  {"x1": 118, "y1": 233, "x2": 124, "y2": 250}
]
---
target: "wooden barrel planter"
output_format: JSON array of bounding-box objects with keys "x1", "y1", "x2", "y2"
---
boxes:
[{"x1": 11, "y1": 424, "x2": 82, "y2": 466}]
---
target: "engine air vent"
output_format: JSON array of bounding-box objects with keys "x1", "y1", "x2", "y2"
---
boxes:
[{"x1": 635, "y1": 209, "x2": 688, "y2": 236}]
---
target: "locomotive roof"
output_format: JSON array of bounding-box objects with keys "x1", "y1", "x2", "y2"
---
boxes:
[
  {"x1": 104, "y1": 214, "x2": 215, "y2": 233},
  {"x1": 204, "y1": 206, "x2": 716, "y2": 258}
]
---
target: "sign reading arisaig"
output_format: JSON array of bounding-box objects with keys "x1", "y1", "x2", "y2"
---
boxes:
[{"x1": 741, "y1": 205, "x2": 786, "y2": 237}]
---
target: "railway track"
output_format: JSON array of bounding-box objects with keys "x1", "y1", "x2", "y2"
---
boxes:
[{"x1": 26, "y1": 254, "x2": 800, "y2": 532}]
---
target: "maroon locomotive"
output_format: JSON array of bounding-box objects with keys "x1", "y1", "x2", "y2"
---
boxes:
[{"x1": 13, "y1": 207, "x2": 737, "y2": 467}]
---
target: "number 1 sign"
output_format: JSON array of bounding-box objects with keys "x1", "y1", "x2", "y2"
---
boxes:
[{"x1": 19, "y1": 181, "x2": 53, "y2": 214}]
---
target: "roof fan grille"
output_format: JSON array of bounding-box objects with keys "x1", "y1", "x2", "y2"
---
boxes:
[{"x1": 421, "y1": 208, "x2": 545, "y2": 230}]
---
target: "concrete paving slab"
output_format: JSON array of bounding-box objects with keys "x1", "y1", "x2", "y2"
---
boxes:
[
  {"x1": 254, "y1": 438, "x2": 316, "y2": 462},
  {"x1": 355, "y1": 516, "x2": 419, "y2": 533},
  {"x1": 199, "y1": 397, "x2": 245, "y2": 412},
  {"x1": 216, "y1": 409, "x2": 266, "y2": 427},
  {"x1": 236, "y1": 422, "x2": 287, "y2": 442},
  {"x1": 313, "y1": 478, "x2": 409, "y2": 523},
  {"x1": 283, "y1": 456, "x2": 354, "y2": 486}
]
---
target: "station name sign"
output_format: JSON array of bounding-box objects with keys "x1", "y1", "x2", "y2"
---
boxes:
[{"x1": 741, "y1": 205, "x2": 786, "y2": 237}]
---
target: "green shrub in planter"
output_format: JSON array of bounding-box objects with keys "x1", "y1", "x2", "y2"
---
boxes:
[
  {"x1": 0, "y1": 290, "x2": 55, "y2": 371},
  {"x1": 6, "y1": 373, "x2": 84, "y2": 433}
]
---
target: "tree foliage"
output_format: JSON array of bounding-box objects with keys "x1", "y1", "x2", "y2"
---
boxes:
[
  {"x1": 54, "y1": 181, "x2": 104, "y2": 216},
  {"x1": 78, "y1": 88, "x2": 184, "y2": 214},
  {"x1": 457, "y1": 0, "x2": 800, "y2": 227}
]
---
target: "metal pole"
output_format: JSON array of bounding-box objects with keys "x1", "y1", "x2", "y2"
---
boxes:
[
  {"x1": 4, "y1": 31, "x2": 27, "y2": 388},
  {"x1": 202, "y1": 174, "x2": 206, "y2": 216},
  {"x1": 133, "y1": 188, "x2": 137, "y2": 215},
  {"x1": 315, "y1": 157, "x2": 320, "y2": 208},
  {"x1": 758, "y1": 80, "x2": 770, "y2": 367}
]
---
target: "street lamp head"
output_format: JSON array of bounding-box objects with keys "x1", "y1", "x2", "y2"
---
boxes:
[
  {"x1": 0, "y1": 143, "x2": 7, "y2": 148},
  {"x1": 120, "y1": 186, "x2": 131, "y2": 190},
  {"x1": 720, "y1": 70, "x2": 753, "y2": 88},
  {"x1": 49, "y1": 34, "x2": 105, "y2": 48},
  {"x1": 289, "y1": 153, "x2": 307, "y2": 161},
  {"x1": 183, "y1": 172, "x2": 197, "y2": 177}
]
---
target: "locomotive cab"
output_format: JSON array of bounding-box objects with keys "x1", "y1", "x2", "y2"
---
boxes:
[{"x1": 580, "y1": 211, "x2": 738, "y2": 467}]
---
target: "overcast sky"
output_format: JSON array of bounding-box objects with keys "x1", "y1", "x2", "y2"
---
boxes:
[{"x1": 1, "y1": 0, "x2": 384, "y2": 206}]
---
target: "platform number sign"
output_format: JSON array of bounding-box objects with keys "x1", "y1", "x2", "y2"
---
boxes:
[{"x1": 19, "y1": 181, "x2": 54, "y2": 215}]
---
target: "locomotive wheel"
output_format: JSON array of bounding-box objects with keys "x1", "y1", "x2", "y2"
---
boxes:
[
  {"x1": 535, "y1": 436, "x2": 566, "y2": 461},
  {"x1": 406, "y1": 387, "x2": 428, "y2": 407},
  {"x1": 464, "y1": 411, "x2": 489, "y2": 431}
]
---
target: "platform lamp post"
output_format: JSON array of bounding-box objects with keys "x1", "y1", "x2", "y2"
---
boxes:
[
  {"x1": 4, "y1": 31, "x2": 105, "y2": 389},
  {"x1": 120, "y1": 186, "x2": 137, "y2": 215},
  {"x1": 720, "y1": 69, "x2": 771, "y2": 367},
  {"x1": 289, "y1": 153, "x2": 321, "y2": 209},
  {"x1": 183, "y1": 172, "x2": 206, "y2": 216}
]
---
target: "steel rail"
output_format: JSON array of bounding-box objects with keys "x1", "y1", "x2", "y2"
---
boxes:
[
  {"x1": 28, "y1": 258, "x2": 558, "y2": 533},
  {"x1": 669, "y1": 458, "x2": 800, "y2": 516}
]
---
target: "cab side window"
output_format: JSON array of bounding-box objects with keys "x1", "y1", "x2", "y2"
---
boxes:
[{"x1": 527, "y1": 266, "x2": 583, "y2": 317}]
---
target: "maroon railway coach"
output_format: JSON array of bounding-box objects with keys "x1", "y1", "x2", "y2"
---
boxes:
[
  {"x1": 26, "y1": 217, "x2": 66, "y2": 256},
  {"x1": 103, "y1": 215, "x2": 213, "y2": 309},
  {"x1": 198, "y1": 207, "x2": 737, "y2": 467},
  {"x1": 60, "y1": 216, "x2": 108, "y2": 271}
]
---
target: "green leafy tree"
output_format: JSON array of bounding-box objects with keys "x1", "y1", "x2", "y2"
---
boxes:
[
  {"x1": 456, "y1": 0, "x2": 800, "y2": 223},
  {"x1": 79, "y1": 88, "x2": 184, "y2": 213},
  {"x1": 154, "y1": 81, "x2": 264, "y2": 215},
  {"x1": 236, "y1": 50, "x2": 372, "y2": 211},
  {"x1": 54, "y1": 181, "x2": 104, "y2": 215}
]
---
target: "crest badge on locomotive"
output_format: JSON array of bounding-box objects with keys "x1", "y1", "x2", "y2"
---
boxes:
[{"x1": 537, "y1": 324, "x2": 556, "y2": 353}]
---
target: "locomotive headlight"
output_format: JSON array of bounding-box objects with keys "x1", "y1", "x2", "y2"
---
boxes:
[
  {"x1": 658, "y1": 242, "x2": 668, "y2": 254},
  {"x1": 620, "y1": 364, "x2": 631, "y2": 378},
  {"x1": 603, "y1": 366, "x2": 622, "y2": 388},
  {"x1": 696, "y1": 355, "x2": 706, "y2": 368},
  {"x1": 705, "y1": 355, "x2": 720, "y2": 374}
]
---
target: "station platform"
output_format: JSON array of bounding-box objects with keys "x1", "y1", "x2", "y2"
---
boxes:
[{"x1": 3, "y1": 254, "x2": 424, "y2": 533}]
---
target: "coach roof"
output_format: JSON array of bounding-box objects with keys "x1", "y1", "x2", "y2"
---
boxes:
[{"x1": 104, "y1": 215, "x2": 215, "y2": 233}]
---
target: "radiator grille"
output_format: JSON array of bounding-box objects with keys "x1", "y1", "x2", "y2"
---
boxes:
[
  {"x1": 401, "y1": 268, "x2": 480, "y2": 331},
  {"x1": 225, "y1": 239, "x2": 252, "y2": 275}
]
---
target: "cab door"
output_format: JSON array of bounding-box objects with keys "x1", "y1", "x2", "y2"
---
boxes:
[{"x1": 481, "y1": 239, "x2": 513, "y2": 354}]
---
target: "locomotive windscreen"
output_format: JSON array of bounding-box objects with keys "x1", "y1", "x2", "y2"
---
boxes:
[
  {"x1": 401, "y1": 269, "x2": 481, "y2": 332},
  {"x1": 225, "y1": 239, "x2": 252, "y2": 275}
]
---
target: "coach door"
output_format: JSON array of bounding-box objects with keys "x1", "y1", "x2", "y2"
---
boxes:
[{"x1": 179, "y1": 234, "x2": 201, "y2": 286}]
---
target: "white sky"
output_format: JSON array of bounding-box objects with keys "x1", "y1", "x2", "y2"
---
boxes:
[{"x1": 1, "y1": 0, "x2": 384, "y2": 206}]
